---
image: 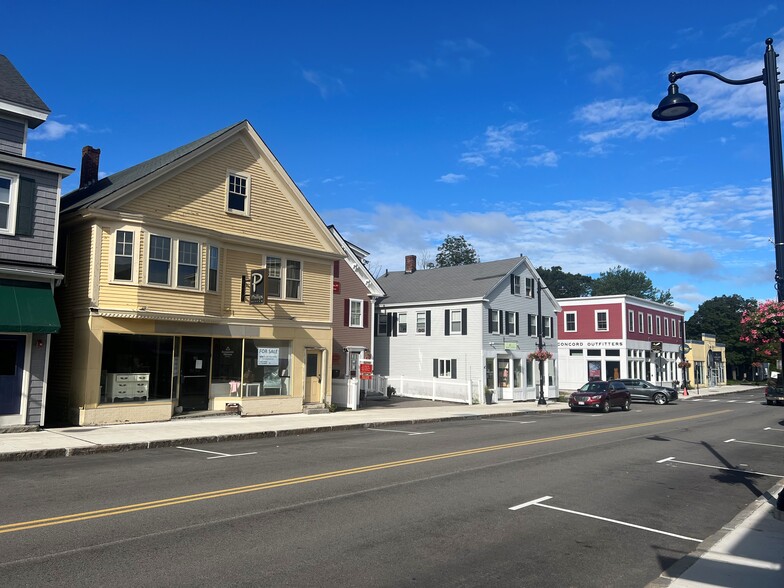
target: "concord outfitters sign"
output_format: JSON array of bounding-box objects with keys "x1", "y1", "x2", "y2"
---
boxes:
[{"x1": 558, "y1": 340, "x2": 624, "y2": 348}]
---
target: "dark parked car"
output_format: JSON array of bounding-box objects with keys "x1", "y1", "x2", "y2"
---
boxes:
[
  {"x1": 765, "y1": 377, "x2": 784, "y2": 405},
  {"x1": 569, "y1": 381, "x2": 631, "y2": 413},
  {"x1": 618, "y1": 379, "x2": 678, "y2": 405}
]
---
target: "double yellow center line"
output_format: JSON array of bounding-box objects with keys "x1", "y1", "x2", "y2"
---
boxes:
[{"x1": 0, "y1": 410, "x2": 730, "y2": 534}]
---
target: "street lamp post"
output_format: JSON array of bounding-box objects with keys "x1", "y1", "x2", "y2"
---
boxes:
[
  {"x1": 653, "y1": 38, "x2": 784, "y2": 365},
  {"x1": 537, "y1": 279, "x2": 547, "y2": 405}
]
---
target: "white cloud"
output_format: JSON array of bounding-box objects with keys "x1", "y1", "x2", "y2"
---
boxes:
[
  {"x1": 437, "y1": 173, "x2": 466, "y2": 184},
  {"x1": 28, "y1": 120, "x2": 88, "y2": 141},
  {"x1": 302, "y1": 69, "x2": 346, "y2": 99}
]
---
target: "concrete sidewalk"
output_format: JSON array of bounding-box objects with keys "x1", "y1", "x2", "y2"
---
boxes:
[{"x1": 2, "y1": 384, "x2": 781, "y2": 587}]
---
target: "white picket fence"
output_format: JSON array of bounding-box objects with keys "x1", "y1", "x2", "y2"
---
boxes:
[
  {"x1": 331, "y1": 378, "x2": 360, "y2": 410},
  {"x1": 377, "y1": 375, "x2": 478, "y2": 405}
]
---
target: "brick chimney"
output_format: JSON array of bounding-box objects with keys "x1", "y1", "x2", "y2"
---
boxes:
[
  {"x1": 79, "y1": 146, "x2": 101, "y2": 188},
  {"x1": 405, "y1": 255, "x2": 417, "y2": 274}
]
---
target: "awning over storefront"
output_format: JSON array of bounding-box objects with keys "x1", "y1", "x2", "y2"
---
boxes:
[{"x1": 0, "y1": 284, "x2": 60, "y2": 333}]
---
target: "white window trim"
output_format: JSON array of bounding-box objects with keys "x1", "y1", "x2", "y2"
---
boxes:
[
  {"x1": 490, "y1": 309, "x2": 500, "y2": 334},
  {"x1": 628, "y1": 310, "x2": 634, "y2": 333},
  {"x1": 656, "y1": 316, "x2": 662, "y2": 336},
  {"x1": 109, "y1": 227, "x2": 139, "y2": 284},
  {"x1": 349, "y1": 299, "x2": 363, "y2": 328},
  {"x1": 265, "y1": 255, "x2": 303, "y2": 301},
  {"x1": 377, "y1": 314, "x2": 388, "y2": 336},
  {"x1": 176, "y1": 239, "x2": 201, "y2": 290},
  {"x1": 565, "y1": 311, "x2": 577, "y2": 332},
  {"x1": 0, "y1": 171, "x2": 19, "y2": 235},
  {"x1": 226, "y1": 171, "x2": 251, "y2": 216},
  {"x1": 512, "y1": 275, "x2": 521, "y2": 296},
  {"x1": 398, "y1": 312, "x2": 408, "y2": 335},
  {"x1": 638, "y1": 312, "x2": 644, "y2": 334},
  {"x1": 595, "y1": 310, "x2": 609, "y2": 332},
  {"x1": 437, "y1": 359, "x2": 453, "y2": 378},
  {"x1": 647, "y1": 314, "x2": 653, "y2": 335},
  {"x1": 416, "y1": 311, "x2": 427, "y2": 335},
  {"x1": 543, "y1": 316, "x2": 553, "y2": 338},
  {"x1": 507, "y1": 312, "x2": 518, "y2": 334},
  {"x1": 528, "y1": 313, "x2": 538, "y2": 337},
  {"x1": 672, "y1": 318, "x2": 677, "y2": 338},
  {"x1": 664, "y1": 318, "x2": 670, "y2": 337},
  {"x1": 525, "y1": 277, "x2": 534, "y2": 298},
  {"x1": 146, "y1": 233, "x2": 172, "y2": 287},
  {"x1": 449, "y1": 309, "x2": 463, "y2": 335}
]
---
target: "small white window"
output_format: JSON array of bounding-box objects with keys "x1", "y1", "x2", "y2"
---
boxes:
[
  {"x1": 525, "y1": 277, "x2": 535, "y2": 297},
  {"x1": 512, "y1": 275, "x2": 521, "y2": 295},
  {"x1": 664, "y1": 317, "x2": 670, "y2": 337},
  {"x1": 113, "y1": 230, "x2": 135, "y2": 282},
  {"x1": 398, "y1": 312, "x2": 408, "y2": 334},
  {"x1": 655, "y1": 316, "x2": 661, "y2": 336},
  {"x1": 450, "y1": 309, "x2": 462, "y2": 334},
  {"x1": 647, "y1": 314, "x2": 653, "y2": 335},
  {"x1": 349, "y1": 299, "x2": 363, "y2": 327},
  {"x1": 565, "y1": 312, "x2": 577, "y2": 332},
  {"x1": 638, "y1": 312, "x2": 644, "y2": 334},
  {"x1": 543, "y1": 316, "x2": 553, "y2": 338},
  {"x1": 490, "y1": 310, "x2": 500, "y2": 334},
  {"x1": 672, "y1": 318, "x2": 677, "y2": 337},
  {"x1": 438, "y1": 359, "x2": 453, "y2": 378},
  {"x1": 377, "y1": 315, "x2": 388, "y2": 336},
  {"x1": 506, "y1": 311, "x2": 517, "y2": 334},
  {"x1": 148, "y1": 235, "x2": 172, "y2": 285},
  {"x1": 0, "y1": 172, "x2": 19, "y2": 234},
  {"x1": 628, "y1": 310, "x2": 634, "y2": 333},
  {"x1": 227, "y1": 173, "x2": 249, "y2": 214},
  {"x1": 416, "y1": 311, "x2": 427, "y2": 334},
  {"x1": 265, "y1": 256, "x2": 302, "y2": 300},
  {"x1": 595, "y1": 310, "x2": 608, "y2": 331},
  {"x1": 177, "y1": 240, "x2": 200, "y2": 289},
  {"x1": 528, "y1": 314, "x2": 537, "y2": 337}
]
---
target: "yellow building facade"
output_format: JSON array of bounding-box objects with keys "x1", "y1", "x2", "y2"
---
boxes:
[
  {"x1": 50, "y1": 121, "x2": 343, "y2": 426},
  {"x1": 683, "y1": 334, "x2": 726, "y2": 389}
]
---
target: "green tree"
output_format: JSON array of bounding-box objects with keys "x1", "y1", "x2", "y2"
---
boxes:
[
  {"x1": 686, "y1": 294, "x2": 757, "y2": 368},
  {"x1": 535, "y1": 266, "x2": 592, "y2": 298},
  {"x1": 435, "y1": 235, "x2": 480, "y2": 267},
  {"x1": 591, "y1": 266, "x2": 672, "y2": 304}
]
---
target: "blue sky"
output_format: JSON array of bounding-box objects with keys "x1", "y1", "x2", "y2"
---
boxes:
[{"x1": 6, "y1": 1, "x2": 784, "y2": 314}]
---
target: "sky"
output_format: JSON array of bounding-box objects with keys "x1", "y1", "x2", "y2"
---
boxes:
[{"x1": 5, "y1": 1, "x2": 784, "y2": 315}]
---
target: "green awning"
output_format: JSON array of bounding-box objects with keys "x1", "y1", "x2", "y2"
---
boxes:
[{"x1": 0, "y1": 284, "x2": 60, "y2": 334}]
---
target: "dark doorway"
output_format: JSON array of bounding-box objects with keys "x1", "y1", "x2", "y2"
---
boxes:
[
  {"x1": 0, "y1": 335, "x2": 24, "y2": 415},
  {"x1": 606, "y1": 360, "x2": 621, "y2": 381},
  {"x1": 180, "y1": 337, "x2": 211, "y2": 411}
]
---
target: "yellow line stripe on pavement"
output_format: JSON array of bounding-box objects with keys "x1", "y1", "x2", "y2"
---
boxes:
[{"x1": 0, "y1": 410, "x2": 731, "y2": 534}]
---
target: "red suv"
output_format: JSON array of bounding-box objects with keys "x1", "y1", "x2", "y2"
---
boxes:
[{"x1": 569, "y1": 381, "x2": 631, "y2": 413}]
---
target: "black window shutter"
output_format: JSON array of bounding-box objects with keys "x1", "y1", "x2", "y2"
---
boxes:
[
  {"x1": 391, "y1": 313, "x2": 398, "y2": 337},
  {"x1": 344, "y1": 299, "x2": 350, "y2": 327},
  {"x1": 450, "y1": 359, "x2": 457, "y2": 379},
  {"x1": 433, "y1": 358, "x2": 439, "y2": 377},
  {"x1": 425, "y1": 311, "x2": 431, "y2": 336},
  {"x1": 445, "y1": 309, "x2": 450, "y2": 336},
  {"x1": 510, "y1": 275, "x2": 514, "y2": 294},
  {"x1": 333, "y1": 260, "x2": 340, "y2": 278},
  {"x1": 515, "y1": 312, "x2": 520, "y2": 335},
  {"x1": 363, "y1": 301, "x2": 369, "y2": 329},
  {"x1": 461, "y1": 308, "x2": 467, "y2": 335},
  {"x1": 488, "y1": 308, "x2": 493, "y2": 333},
  {"x1": 16, "y1": 177, "x2": 36, "y2": 237}
]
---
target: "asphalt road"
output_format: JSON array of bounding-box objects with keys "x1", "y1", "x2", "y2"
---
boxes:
[{"x1": 1, "y1": 389, "x2": 782, "y2": 587}]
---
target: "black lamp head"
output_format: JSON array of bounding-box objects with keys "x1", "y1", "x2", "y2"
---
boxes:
[{"x1": 652, "y1": 82, "x2": 698, "y2": 121}]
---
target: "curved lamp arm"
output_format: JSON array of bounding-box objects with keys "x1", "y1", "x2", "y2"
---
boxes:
[{"x1": 668, "y1": 69, "x2": 764, "y2": 86}]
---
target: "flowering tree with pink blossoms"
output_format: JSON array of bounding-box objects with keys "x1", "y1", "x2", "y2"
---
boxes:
[{"x1": 739, "y1": 300, "x2": 784, "y2": 361}]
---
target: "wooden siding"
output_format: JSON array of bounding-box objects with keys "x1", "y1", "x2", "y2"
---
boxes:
[
  {"x1": 333, "y1": 258, "x2": 373, "y2": 353},
  {"x1": 558, "y1": 301, "x2": 624, "y2": 340},
  {"x1": 118, "y1": 139, "x2": 326, "y2": 252},
  {"x1": 626, "y1": 302, "x2": 683, "y2": 344},
  {"x1": 0, "y1": 163, "x2": 59, "y2": 265},
  {"x1": 0, "y1": 117, "x2": 24, "y2": 155}
]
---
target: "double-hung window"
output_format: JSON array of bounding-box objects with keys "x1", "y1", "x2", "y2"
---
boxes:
[
  {"x1": 416, "y1": 311, "x2": 427, "y2": 334},
  {"x1": 113, "y1": 230, "x2": 134, "y2": 281},
  {"x1": 511, "y1": 275, "x2": 521, "y2": 295},
  {"x1": 177, "y1": 240, "x2": 200, "y2": 288},
  {"x1": 148, "y1": 235, "x2": 172, "y2": 285},
  {"x1": 655, "y1": 316, "x2": 662, "y2": 336},
  {"x1": 266, "y1": 256, "x2": 282, "y2": 297},
  {"x1": 565, "y1": 311, "x2": 577, "y2": 332},
  {"x1": 450, "y1": 310, "x2": 462, "y2": 334},
  {"x1": 506, "y1": 311, "x2": 518, "y2": 334},
  {"x1": 543, "y1": 316, "x2": 552, "y2": 338},
  {"x1": 398, "y1": 312, "x2": 408, "y2": 334},
  {"x1": 489, "y1": 309, "x2": 500, "y2": 334},
  {"x1": 528, "y1": 314, "x2": 538, "y2": 337},
  {"x1": 0, "y1": 172, "x2": 19, "y2": 235},
  {"x1": 628, "y1": 310, "x2": 634, "y2": 333},
  {"x1": 638, "y1": 312, "x2": 644, "y2": 334},
  {"x1": 525, "y1": 277, "x2": 535, "y2": 297},
  {"x1": 227, "y1": 173, "x2": 249, "y2": 214},
  {"x1": 664, "y1": 317, "x2": 670, "y2": 337},
  {"x1": 208, "y1": 246, "x2": 219, "y2": 292},
  {"x1": 265, "y1": 256, "x2": 302, "y2": 300},
  {"x1": 595, "y1": 310, "x2": 608, "y2": 332},
  {"x1": 349, "y1": 299, "x2": 363, "y2": 327},
  {"x1": 285, "y1": 260, "x2": 301, "y2": 299},
  {"x1": 647, "y1": 314, "x2": 653, "y2": 335},
  {"x1": 377, "y1": 315, "x2": 388, "y2": 336}
]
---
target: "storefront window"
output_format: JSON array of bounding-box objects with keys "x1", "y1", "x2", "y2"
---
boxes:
[
  {"x1": 212, "y1": 339, "x2": 242, "y2": 385},
  {"x1": 242, "y1": 339, "x2": 290, "y2": 396},
  {"x1": 101, "y1": 334, "x2": 174, "y2": 403},
  {"x1": 497, "y1": 358, "x2": 510, "y2": 388},
  {"x1": 513, "y1": 359, "x2": 522, "y2": 388}
]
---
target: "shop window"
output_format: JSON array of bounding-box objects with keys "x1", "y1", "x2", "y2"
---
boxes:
[
  {"x1": 513, "y1": 359, "x2": 522, "y2": 387},
  {"x1": 242, "y1": 339, "x2": 290, "y2": 396},
  {"x1": 100, "y1": 334, "x2": 174, "y2": 403},
  {"x1": 211, "y1": 339, "x2": 243, "y2": 388}
]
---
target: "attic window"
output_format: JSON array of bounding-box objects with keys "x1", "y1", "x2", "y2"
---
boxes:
[{"x1": 227, "y1": 173, "x2": 249, "y2": 215}]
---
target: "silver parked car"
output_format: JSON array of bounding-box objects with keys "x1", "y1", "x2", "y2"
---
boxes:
[{"x1": 617, "y1": 379, "x2": 678, "y2": 405}]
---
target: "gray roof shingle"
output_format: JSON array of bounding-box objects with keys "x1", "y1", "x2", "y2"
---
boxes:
[
  {"x1": 61, "y1": 121, "x2": 246, "y2": 212},
  {"x1": 0, "y1": 55, "x2": 50, "y2": 116},
  {"x1": 377, "y1": 257, "x2": 524, "y2": 304}
]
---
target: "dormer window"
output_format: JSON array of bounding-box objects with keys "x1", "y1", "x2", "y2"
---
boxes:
[{"x1": 227, "y1": 173, "x2": 249, "y2": 215}]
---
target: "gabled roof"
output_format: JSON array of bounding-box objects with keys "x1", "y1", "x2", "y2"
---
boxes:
[
  {"x1": 328, "y1": 226, "x2": 385, "y2": 298},
  {"x1": 0, "y1": 55, "x2": 50, "y2": 127},
  {"x1": 61, "y1": 121, "x2": 245, "y2": 212},
  {"x1": 378, "y1": 257, "x2": 522, "y2": 304}
]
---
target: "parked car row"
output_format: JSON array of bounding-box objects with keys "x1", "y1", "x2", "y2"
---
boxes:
[{"x1": 568, "y1": 379, "x2": 679, "y2": 413}]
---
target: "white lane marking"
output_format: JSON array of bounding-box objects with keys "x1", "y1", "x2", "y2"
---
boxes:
[
  {"x1": 484, "y1": 419, "x2": 537, "y2": 424},
  {"x1": 726, "y1": 400, "x2": 738, "y2": 403},
  {"x1": 658, "y1": 457, "x2": 782, "y2": 478},
  {"x1": 509, "y1": 496, "x2": 702, "y2": 542},
  {"x1": 725, "y1": 439, "x2": 784, "y2": 449},
  {"x1": 509, "y1": 496, "x2": 553, "y2": 510},
  {"x1": 746, "y1": 401, "x2": 757, "y2": 404},
  {"x1": 764, "y1": 427, "x2": 784, "y2": 432},
  {"x1": 367, "y1": 428, "x2": 434, "y2": 436},
  {"x1": 176, "y1": 446, "x2": 257, "y2": 459}
]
